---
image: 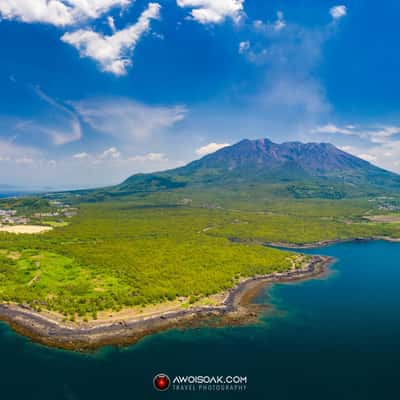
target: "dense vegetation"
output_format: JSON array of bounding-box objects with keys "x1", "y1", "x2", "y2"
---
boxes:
[
  {"x1": 0, "y1": 193, "x2": 400, "y2": 320},
  {"x1": 0, "y1": 202, "x2": 297, "y2": 319}
]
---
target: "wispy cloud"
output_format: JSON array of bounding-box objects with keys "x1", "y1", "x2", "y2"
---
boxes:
[
  {"x1": 72, "y1": 152, "x2": 89, "y2": 159},
  {"x1": 72, "y1": 97, "x2": 187, "y2": 141},
  {"x1": 0, "y1": 137, "x2": 40, "y2": 162},
  {"x1": 314, "y1": 123, "x2": 400, "y2": 173},
  {"x1": 313, "y1": 123, "x2": 400, "y2": 144},
  {"x1": 312, "y1": 124, "x2": 355, "y2": 135},
  {"x1": 32, "y1": 86, "x2": 82, "y2": 145},
  {"x1": 177, "y1": 0, "x2": 244, "y2": 25},
  {"x1": 238, "y1": 8, "x2": 350, "y2": 128},
  {"x1": 61, "y1": 2, "x2": 161, "y2": 75},
  {"x1": 128, "y1": 152, "x2": 167, "y2": 162}
]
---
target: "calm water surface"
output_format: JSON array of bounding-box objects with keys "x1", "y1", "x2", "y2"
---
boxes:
[{"x1": 1, "y1": 241, "x2": 399, "y2": 399}]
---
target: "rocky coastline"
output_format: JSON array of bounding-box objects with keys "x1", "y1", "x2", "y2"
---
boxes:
[{"x1": 0, "y1": 255, "x2": 332, "y2": 351}]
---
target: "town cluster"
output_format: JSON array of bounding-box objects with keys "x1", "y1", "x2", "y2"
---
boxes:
[{"x1": 0, "y1": 200, "x2": 78, "y2": 226}]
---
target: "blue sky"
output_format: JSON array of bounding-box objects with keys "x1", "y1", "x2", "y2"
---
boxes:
[{"x1": 0, "y1": 0, "x2": 400, "y2": 188}]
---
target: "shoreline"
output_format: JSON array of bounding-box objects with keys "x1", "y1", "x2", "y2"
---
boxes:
[
  {"x1": 229, "y1": 235, "x2": 400, "y2": 250},
  {"x1": 265, "y1": 236, "x2": 400, "y2": 249},
  {"x1": 0, "y1": 255, "x2": 331, "y2": 351}
]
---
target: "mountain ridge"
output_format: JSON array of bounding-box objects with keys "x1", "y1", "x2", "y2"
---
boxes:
[
  {"x1": 65, "y1": 138, "x2": 400, "y2": 201},
  {"x1": 121, "y1": 137, "x2": 398, "y2": 190}
]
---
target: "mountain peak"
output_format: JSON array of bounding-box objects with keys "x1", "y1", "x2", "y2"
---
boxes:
[{"x1": 190, "y1": 137, "x2": 372, "y2": 175}]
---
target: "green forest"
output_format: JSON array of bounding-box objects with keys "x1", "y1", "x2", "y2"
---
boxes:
[{"x1": 1, "y1": 194, "x2": 400, "y2": 319}]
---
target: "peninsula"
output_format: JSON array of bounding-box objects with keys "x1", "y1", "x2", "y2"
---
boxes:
[{"x1": 0, "y1": 138, "x2": 399, "y2": 350}]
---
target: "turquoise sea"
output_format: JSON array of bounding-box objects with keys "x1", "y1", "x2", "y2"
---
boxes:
[{"x1": 1, "y1": 240, "x2": 400, "y2": 399}]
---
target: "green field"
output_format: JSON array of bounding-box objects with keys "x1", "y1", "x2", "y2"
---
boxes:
[{"x1": 1, "y1": 193, "x2": 400, "y2": 319}]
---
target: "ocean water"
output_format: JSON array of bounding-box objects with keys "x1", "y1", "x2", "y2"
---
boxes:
[{"x1": 0, "y1": 240, "x2": 400, "y2": 399}]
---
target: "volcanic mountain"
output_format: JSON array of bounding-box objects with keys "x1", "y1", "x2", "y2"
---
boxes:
[
  {"x1": 115, "y1": 138, "x2": 400, "y2": 197},
  {"x1": 70, "y1": 138, "x2": 400, "y2": 201}
]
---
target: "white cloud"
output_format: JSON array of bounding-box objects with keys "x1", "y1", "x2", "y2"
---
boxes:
[
  {"x1": 61, "y1": 2, "x2": 161, "y2": 75},
  {"x1": 313, "y1": 123, "x2": 400, "y2": 144},
  {"x1": 71, "y1": 150, "x2": 167, "y2": 164},
  {"x1": 238, "y1": 40, "x2": 250, "y2": 54},
  {"x1": 177, "y1": 0, "x2": 244, "y2": 24},
  {"x1": 107, "y1": 15, "x2": 116, "y2": 32},
  {"x1": 68, "y1": 0, "x2": 130, "y2": 19},
  {"x1": 330, "y1": 5, "x2": 347, "y2": 20},
  {"x1": 238, "y1": 40, "x2": 268, "y2": 64},
  {"x1": 312, "y1": 124, "x2": 355, "y2": 135},
  {"x1": 253, "y1": 11, "x2": 286, "y2": 34},
  {"x1": 0, "y1": 0, "x2": 74, "y2": 25},
  {"x1": 44, "y1": 119, "x2": 82, "y2": 145},
  {"x1": 338, "y1": 145, "x2": 354, "y2": 152},
  {"x1": 196, "y1": 142, "x2": 230, "y2": 156},
  {"x1": 368, "y1": 126, "x2": 400, "y2": 144},
  {"x1": 0, "y1": 0, "x2": 131, "y2": 26},
  {"x1": 15, "y1": 157, "x2": 34, "y2": 165},
  {"x1": 274, "y1": 11, "x2": 286, "y2": 31},
  {"x1": 312, "y1": 123, "x2": 400, "y2": 173},
  {"x1": 128, "y1": 152, "x2": 167, "y2": 162},
  {"x1": 72, "y1": 152, "x2": 89, "y2": 159},
  {"x1": 100, "y1": 147, "x2": 121, "y2": 159},
  {"x1": 72, "y1": 97, "x2": 187, "y2": 141},
  {"x1": 357, "y1": 153, "x2": 377, "y2": 163}
]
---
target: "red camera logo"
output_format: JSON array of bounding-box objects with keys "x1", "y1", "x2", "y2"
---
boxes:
[{"x1": 153, "y1": 373, "x2": 171, "y2": 391}]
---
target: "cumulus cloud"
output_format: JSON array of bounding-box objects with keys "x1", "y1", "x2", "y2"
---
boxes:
[
  {"x1": 100, "y1": 147, "x2": 121, "y2": 159},
  {"x1": 0, "y1": 0, "x2": 131, "y2": 26},
  {"x1": 176, "y1": 0, "x2": 244, "y2": 24},
  {"x1": 196, "y1": 142, "x2": 230, "y2": 156},
  {"x1": 61, "y1": 2, "x2": 161, "y2": 75},
  {"x1": 72, "y1": 97, "x2": 187, "y2": 141},
  {"x1": 330, "y1": 5, "x2": 347, "y2": 20}
]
